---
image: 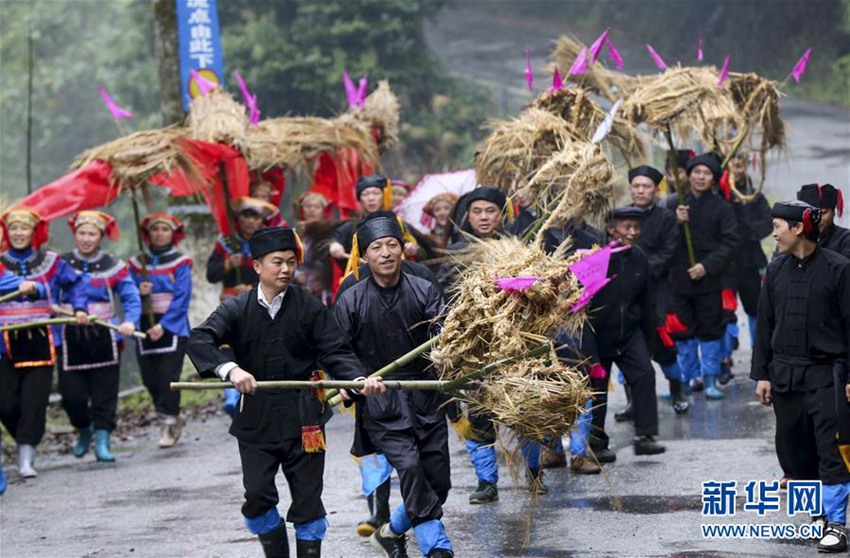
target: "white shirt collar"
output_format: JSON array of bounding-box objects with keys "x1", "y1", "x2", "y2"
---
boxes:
[{"x1": 257, "y1": 287, "x2": 286, "y2": 319}]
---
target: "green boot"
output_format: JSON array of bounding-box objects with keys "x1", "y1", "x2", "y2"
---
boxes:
[
  {"x1": 74, "y1": 426, "x2": 93, "y2": 458},
  {"x1": 93, "y1": 429, "x2": 115, "y2": 462}
]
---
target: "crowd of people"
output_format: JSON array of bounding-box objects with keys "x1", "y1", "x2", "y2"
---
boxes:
[{"x1": 0, "y1": 149, "x2": 848, "y2": 556}]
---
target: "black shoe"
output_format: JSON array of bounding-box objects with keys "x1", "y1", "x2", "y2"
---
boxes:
[
  {"x1": 296, "y1": 539, "x2": 321, "y2": 558},
  {"x1": 818, "y1": 523, "x2": 848, "y2": 553},
  {"x1": 370, "y1": 524, "x2": 409, "y2": 558},
  {"x1": 590, "y1": 447, "x2": 617, "y2": 463},
  {"x1": 258, "y1": 524, "x2": 289, "y2": 558},
  {"x1": 691, "y1": 378, "x2": 704, "y2": 393},
  {"x1": 527, "y1": 468, "x2": 549, "y2": 495},
  {"x1": 357, "y1": 478, "x2": 391, "y2": 537},
  {"x1": 669, "y1": 379, "x2": 690, "y2": 415},
  {"x1": 634, "y1": 436, "x2": 666, "y2": 456},
  {"x1": 673, "y1": 399, "x2": 690, "y2": 414},
  {"x1": 614, "y1": 404, "x2": 634, "y2": 422},
  {"x1": 718, "y1": 361, "x2": 734, "y2": 386},
  {"x1": 428, "y1": 550, "x2": 454, "y2": 558},
  {"x1": 469, "y1": 481, "x2": 499, "y2": 504}
]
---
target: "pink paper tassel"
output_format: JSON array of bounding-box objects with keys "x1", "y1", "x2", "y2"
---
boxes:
[
  {"x1": 606, "y1": 39, "x2": 624, "y2": 71},
  {"x1": 717, "y1": 55, "x2": 730, "y2": 87},
  {"x1": 494, "y1": 276, "x2": 543, "y2": 292},
  {"x1": 98, "y1": 85, "x2": 134, "y2": 120},
  {"x1": 568, "y1": 47, "x2": 588, "y2": 76},
  {"x1": 588, "y1": 27, "x2": 610, "y2": 64},
  {"x1": 567, "y1": 242, "x2": 616, "y2": 311},
  {"x1": 356, "y1": 76, "x2": 368, "y2": 107},
  {"x1": 342, "y1": 70, "x2": 359, "y2": 108},
  {"x1": 791, "y1": 48, "x2": 813, "y2": 83},
  {"x1": 646, "y1": 44, "x2": 667, "y2": 71},
  {"x1": 190, "y1": 69, "x2": 218, "y2": 96},
  {"x1": 548, "y1": 67, "x2": 566, "y2": 93},
  {"x1": 233, "y1": 71, "x2": 261, "y2": 125},
  {"x1": 698, "y1": 36, "x2": 704, "y2": 62},
  {"x1": 524, "y1": 48, "x2": 534, "y2": 92}
]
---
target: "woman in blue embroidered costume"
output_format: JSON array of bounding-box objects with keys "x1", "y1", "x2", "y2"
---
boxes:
[
  {"x1": 58, "y1": 211, "x2": 141, "y2": 463},
  {"x1": 129, "y1": 213, "x2": 192, "y2": 448},
  {"x1": 0, "y1": 208, "x2": 87, "y2": 479}
]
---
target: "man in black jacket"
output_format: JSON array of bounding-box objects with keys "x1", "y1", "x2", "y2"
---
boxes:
[
  {"x1": 335, "y1": 215, "x2": 453, "y2": 558},
  {"x1": 583, "y1": 206, "x2": 666, "y2": 457},
  {"x1": 750, "y1": 200, "x2": 850, "y2": 553},
  {"x1": 666, "y1": 154, "x2": 740, "y2": 400},
  {"x1": 188, "y1": 227, "x2": 382, "y2": 558},
  {"x1": 797, "y1": 183, "x2": 850, "y2": 259},
  {"x1": 627, "y1": 165, "x2": 688, "y2": 415}
]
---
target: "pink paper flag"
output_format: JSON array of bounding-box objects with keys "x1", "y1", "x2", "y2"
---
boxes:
[
  {"x1": 646, "y1": 44, "x2": 667, "y2": 71},
  {"x1": 588, "y1": 28, "x2": 611, "y2": 64},
  {"x1": 190, "y1": 69, "x2": 218, "y2": 96},
  {"x1": 342, "y1": 69, "x2": 358, "y2": 108},
  {"x1": 606, "y1": 39, "x2": 624, "y2": 71},
  {"x1": 568, "y1": 47, "x2": 588, "y2": 76},
  {"x1": 548, "y1": 67, "x2": 566, "y2": 93},
  {"x1": 494, "y1": 276, "x2": 543, "y2": 292},
  {"x1": 791, "y1": 48, "x2": 813, "y2": 83},
  {"x1": 98, "y1": 85, "x2": 134, "y2": 120},
  {"x1": 698, "y1": 36, "x2": 704, "y2": 62},
  {"x1": 717, "y1": 54, "x2": 730, "y2": 87},
  {"x1": 233, "y1": 71, "x2": 261, "y2": 125},
  {"x1": 356, "y1": 76, "x2": 368, "y2": 107},
  {"x1": 524, "y1": 48, "x2": 534, "y2": 92},
  {"x1": 567, "y1": 243, "x2": 615, "y2": 311}
]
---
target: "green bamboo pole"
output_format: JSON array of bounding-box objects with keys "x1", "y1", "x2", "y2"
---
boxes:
[
  {"x1": 664, "y1": 123, "x2": 696, "y2": 267},
  {"x1": 322, "y1": 336, "x2": 439, "y2": 403},
  {"x1": 0, "y1": 317, "x2": 147, "y2": 339},
  {"x1": 0, "y1": 290, "x2": 25, "y2": 304},
  {"x1": 131, "y1": 188, "x2": 156, "y2": 327}
]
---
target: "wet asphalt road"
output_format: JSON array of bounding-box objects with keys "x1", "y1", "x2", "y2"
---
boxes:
[{"x1": 0, "y1": 331, "x2": 831, "y2": 557}]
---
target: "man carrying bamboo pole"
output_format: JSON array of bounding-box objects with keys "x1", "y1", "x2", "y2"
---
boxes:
[
  {"x1": 665, "y1": 154, "x2": 739, "y2": 400},
  {"x1": 187, "y1": 226, "x2": 383, "y2": 558},
  {"x1": 334, "y1": 214, "x2": 453, "y2": 558}
]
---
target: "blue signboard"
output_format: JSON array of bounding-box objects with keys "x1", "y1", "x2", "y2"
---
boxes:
[{"x1": 176, "y1": 0, "x2": 224, "y2": 111}]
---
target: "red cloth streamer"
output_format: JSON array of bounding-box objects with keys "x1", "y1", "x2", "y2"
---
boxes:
[
  {"x1": 721, "y1": 289, "x2": 738, "y2": 313},
  {"x1": 656, "y1": 326, "x2": 676, "y2": 348},
  {"x1": 719, "y1": 170, "x2": 732, "y2": 201},
  {"x1": 308, "y1": 148, "x2": 373, "y2": 215},
  {"x1": 665, "y1": 312, "x2": 689, "y2": 335},
  {"x1": 13, "y1": 160, "x2": 118, "y2": 223}
]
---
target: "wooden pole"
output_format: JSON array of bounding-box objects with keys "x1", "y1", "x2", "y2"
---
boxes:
[
  {"x1": 663, "y1": 123, "x2": 696, "y2": 267},
  {"x1": 0, "y1": 316, "x2": 147, "y2": 339},
  {"x1": 170, "y1": 379, "x2": 458, "y2": 392},
  {"x1": 131, "y1": 188, "x2": 156, "y2": 326}
]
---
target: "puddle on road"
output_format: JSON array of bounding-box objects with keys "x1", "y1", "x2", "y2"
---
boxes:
[{"x1": 102, "y1": 485, "x2": 228, "y2": 506}]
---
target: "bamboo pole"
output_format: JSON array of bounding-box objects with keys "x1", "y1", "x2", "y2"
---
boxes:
[
  {"x1": 0, "y1": 316, "x2": 147, "y2": 339},
  {"x1": 171, "y1": 380, "x2": 457, "y2": 392},
  {"x1": 219, "y1": 162, "x2": 243, "y2": 284},
  {"x1": 664, "y1": 123, "x2": 696, "y2": 267},
  {"x1": 322, "y1": 336, "x2": 439, "y2": 403},
  {"x1": 131, "y1": 188, "x2": 157, "y2": 326},
  {"x1": 0, "y1": 290, "x2": 25, "y2": 304}
]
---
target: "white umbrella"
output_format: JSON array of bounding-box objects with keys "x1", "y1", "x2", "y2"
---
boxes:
[{"x1": 395, "y1": 169, "x2": 478, "y2": 233}]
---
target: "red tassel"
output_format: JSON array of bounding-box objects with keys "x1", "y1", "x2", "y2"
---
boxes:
[
  {"x1": 719, "y1": 170, "x2": 732, "y2": 201},
  {"x1": 665, "y1": 312, "x2": 689, "y2": 335},
  {"x1": 721, "y1": 288, "x2": 738, "y2": 312},
  {"x1": 301, "y1": 425, "x2": 326, "y2": 453},
  {"x1": 802, "y1": 208, "x2": 813, "y2": 233},
  {"x1": 656, "y1": 326, "x2": 675, "y2": 348},
  {"x1": 688, "y1": 150, "x2": 696, "y2": 159},
  {"x1": 837, "y1": 189, "x2": 844, "y2": 217}
]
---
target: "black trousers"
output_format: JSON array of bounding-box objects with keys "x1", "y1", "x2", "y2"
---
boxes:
[
  {"x1": 138, "y1": 338, "x2": 186, "y2": 417},
  {"x1": 367, "y1": 420, "x2": 451, "y2": 526},
  {"x1": 238, "y1": 437, "x2": 326, "y2": 525},
  {"x1": 772, "y1": 387, "x2": 850, "y2": 485},
  {"x1": 0, "y1": 358, "x2": 53, "y2": 445},
  {"x1": 58, "y1": 362, "x2": 121, "y2": 432},
  {"x1": 671, "y1": 290, "x2": 725, "y2": 341},
  {"x1": 737, "y1": 267, "x2": 762, "y2": 317},
  {"x1": 590, "y1": 331, "x2": 659, "y2": 450}
]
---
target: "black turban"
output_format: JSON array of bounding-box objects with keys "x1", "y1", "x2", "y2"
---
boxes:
[{"x1": 628, "y1": 165, "x2": 664, "y2": 186}]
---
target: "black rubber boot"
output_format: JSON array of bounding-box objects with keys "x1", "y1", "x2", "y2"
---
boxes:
[
  {"x1": 296, "y1": 539, "x2": 321, "y2": 558},
  {"x1": 669, "y1": 379, "x2": 690, "y2": 415},
  {"x1": 614, "y1": 384, "x2": 634, "y2": 422},
  {"x1": 258, "y1": 524, "x2": 290, "y2": 558},
  {"x1": 357, "y1": 477, "x2": 391, "y2": 537}
]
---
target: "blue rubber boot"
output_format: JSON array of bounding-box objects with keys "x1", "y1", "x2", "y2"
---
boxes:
[
  {"x1": 0, "y1": 442, "x2": 7, "y2": 495},
  {"x1": 700, "y1": 339, "x2": 725, "y2": 400},
  {"x1": 94, "y1": 429, "x2": 116, "y2": 462},
  {"x1": 74, "y1": 425, "x2": 93, "y2": 458}
]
